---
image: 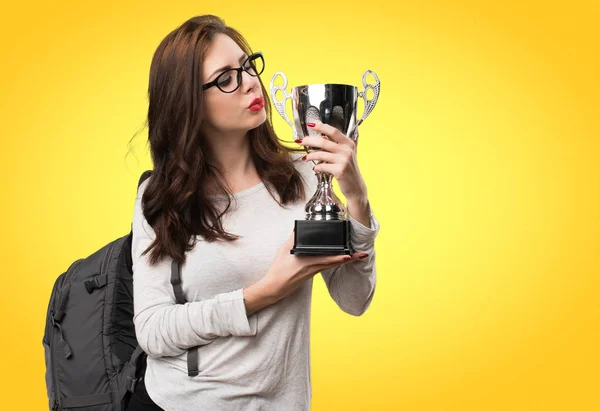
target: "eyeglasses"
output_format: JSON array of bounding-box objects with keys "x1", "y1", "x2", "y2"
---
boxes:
[{"x1": 202, "y1": 52, "x2": 265, "y2": 93}]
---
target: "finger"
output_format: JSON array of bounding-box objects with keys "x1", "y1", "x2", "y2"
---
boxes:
[
  {"x1": 282, "y1": 228, "x2": 296, "y2": 249},
  {"x1": 318, "y1": 258, "x2": 352, "y2": 272},
  {"x1": 319, "y1": 252, "x2": 369, "y2": 270},
  {"x1": 324, "y1": 254, "x2": 353, "y2": 265},
  {"x1": 304, "y1": 150, "x2": 339, "y2": 165},
  {"x1": 299, "y1": 136, "x2": 344, "y2": 154},
  {"x1": 312, "y1": 162, "x2": 342, "y2": 176},
  {"x1": 301, "y1": 253, "x2": 348, "y2": 266},
  {"x1": 349, "y1": 252, "x2": 369, "y2": 261},
  {"x1": 308, "y1": 121, "x2": 355, "y2": 148},
  {"x1": 285, "y1": 232, "x2": 294, "y2": 245}
]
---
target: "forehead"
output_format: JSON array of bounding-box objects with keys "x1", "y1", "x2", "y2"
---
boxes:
[{"x1": 203, "y1": 34, "x2": 245, "y2": 72}]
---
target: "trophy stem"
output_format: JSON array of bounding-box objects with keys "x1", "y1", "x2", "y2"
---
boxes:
[
  {"x1": 316, "y1": 171, "x2": 333, "y2": 187},
  {"x1": 305, "y1": 171, "x2": 346, "y2": 221}
]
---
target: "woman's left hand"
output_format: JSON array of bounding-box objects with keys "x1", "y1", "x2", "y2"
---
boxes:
[{"x1": 296, "y1": 121, "x2": 367, "y2": 202}]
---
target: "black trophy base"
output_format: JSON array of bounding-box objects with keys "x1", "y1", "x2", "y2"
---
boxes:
[{"x1": 291, "y1": 219, "x2": 353, "y2": 256}]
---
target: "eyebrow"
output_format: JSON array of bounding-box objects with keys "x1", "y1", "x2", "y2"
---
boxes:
[{"x1": 208, "y1": 53, "x2": 248, "y2": 80}]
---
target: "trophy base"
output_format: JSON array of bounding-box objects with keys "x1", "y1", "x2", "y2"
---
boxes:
[{"x1": 291, "y1": 219, "x2": 353, "y2": 256}]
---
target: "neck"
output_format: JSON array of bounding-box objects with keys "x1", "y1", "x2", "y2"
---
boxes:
[{"x1": 202, "y1": 126, "x2": 260, "y2": 192}]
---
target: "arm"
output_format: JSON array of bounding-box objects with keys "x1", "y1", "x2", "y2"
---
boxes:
[
  {"x1": 320, "y1": 199, "x2": 380, "y2": 316},
  {"x1": 132, "y1": 185, "x2": 266, "y2": 358}
]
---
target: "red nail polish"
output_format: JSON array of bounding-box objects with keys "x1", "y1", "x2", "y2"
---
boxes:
[
  {"x1": 302, "y1": 155, "x2": 307, "y2": 161},
  {"x1": 307, "y1": 122, "x2": 315, "y2": 127},
  {"x1": 295, "y1": 139, "x2": 303, "y2": 144},
  {"x1": 343, "y1": 256, "x2": 352, "y2": 261},
  {"x1": 359, "y1": 253, "x2": 369, "y2": 259}
]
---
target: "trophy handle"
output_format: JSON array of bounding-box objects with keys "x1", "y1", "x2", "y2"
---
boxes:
[
  {"x1": 269, "y1": 71, "x2": 294, "y2": 128},
  {"x1": 356, "y1": 70, "x2": 380, "y2": 127}
]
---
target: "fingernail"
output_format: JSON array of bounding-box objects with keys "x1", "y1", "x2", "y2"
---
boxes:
[
  {"x1": 359, "y1": 253, "x2": 369, "y2": 259},
  {"x1": 343, "y1": 256, "x2": 352, "y2": 261},
  {"x1": 295, "y1": 138, "x2": 303, "y2": 144},
  {"x1": 302, "y1": 155, "x2": 307, "y2": 161},
  {"x1": 307, "y1": 122, "x2": 315, "y2": 127}
]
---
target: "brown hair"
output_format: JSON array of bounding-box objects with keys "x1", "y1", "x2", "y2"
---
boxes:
[{"x1": 136, "y1": 15, "x2": 305, "y2": 265}]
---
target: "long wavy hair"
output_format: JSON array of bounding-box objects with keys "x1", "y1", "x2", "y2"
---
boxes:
[{"x1": 138, "y1": 15, "x2": 305, "y2": 266}]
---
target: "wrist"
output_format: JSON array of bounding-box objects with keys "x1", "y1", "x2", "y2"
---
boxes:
[
  {"x1": 243, "y1": 278, "x2": 281, "y2": 316},
  {"x1": 255, "y1": 276, "x2": 281, "y2": 303},
  {"x1": 345, "y1": 182, "x2": 368, "y2": 206},
  {"x1": 346, "y1": 193, "x2": 368, "y2": 207}
]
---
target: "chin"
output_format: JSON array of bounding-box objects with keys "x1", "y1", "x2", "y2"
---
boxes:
[{"x1": 248, "y1": 110, "x2": 267, "y2": 130}]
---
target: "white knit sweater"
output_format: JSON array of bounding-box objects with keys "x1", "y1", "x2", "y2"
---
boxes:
[{"x1": 131, "y1": 154, "x2": 380, "y2": 411}]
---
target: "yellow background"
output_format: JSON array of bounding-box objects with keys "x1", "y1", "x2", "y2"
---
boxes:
[{"x1": 1, "y1": 0, "x2": 598, "y2": 410}]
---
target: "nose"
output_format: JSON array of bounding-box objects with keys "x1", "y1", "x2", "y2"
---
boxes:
[{"x1": 240, "y1": 70, "x2": 260, "y2": 93}]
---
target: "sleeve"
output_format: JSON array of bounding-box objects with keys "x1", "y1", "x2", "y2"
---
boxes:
[
  {"x1": 132, "y1": 181, "x2": 258, "y2": 358},
  {"x1": 320, "y1": 202, "x2": 381, "y2": 316}
]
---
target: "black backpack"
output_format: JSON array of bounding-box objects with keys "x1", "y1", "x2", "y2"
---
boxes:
[{"x1": 43, "y1": 170, "x2": 165, "y2": 411}]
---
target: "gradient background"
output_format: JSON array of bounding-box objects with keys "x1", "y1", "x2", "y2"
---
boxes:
[{"x1": 1, "y1": 0, "x2": 599, "y2": 410}]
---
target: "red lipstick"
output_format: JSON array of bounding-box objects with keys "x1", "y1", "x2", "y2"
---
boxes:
[{"x1": 248, "y1": 97, "x2": 264, "y2": 111}]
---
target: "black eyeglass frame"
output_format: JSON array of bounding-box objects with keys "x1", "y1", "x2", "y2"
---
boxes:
[{"x1": 201, "y1": 52, "x2": 265, "y2": 93}]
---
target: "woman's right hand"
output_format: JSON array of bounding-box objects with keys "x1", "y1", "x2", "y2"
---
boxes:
[{"x1": 243, "y1": 230, "x2": 366, "y2": 315}]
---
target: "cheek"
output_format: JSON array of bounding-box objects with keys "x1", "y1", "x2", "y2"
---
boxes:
[{"x1": 203, "y1": 94, "x2": 236, "y2": 126}]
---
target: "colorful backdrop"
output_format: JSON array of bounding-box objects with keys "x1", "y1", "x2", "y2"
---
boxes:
[{"x1": 1, "y1": 1, "x2": 599, "y2": 410}]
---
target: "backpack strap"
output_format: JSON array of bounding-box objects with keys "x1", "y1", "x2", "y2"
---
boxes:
[
  {"x1": 119, "y1": 345, "x2": 147, "y2": 397},
  {"x1": 170, "y1": 260, "x2": 199, "y2": 377},
  {"x1": 121, "y1": 169, "x2": 156, "y2": 396},
  {"x1": 170, "y1": 260, "x2": 186, "y2": 305},
  {"x1": 138, "y1": 170, "x2": 153, "y2": 189},
  {"x1": 133, "y1": 170, "x2": 199, "y2": 377},
  {"x1": 128, "y1": 170, "x2": 153, "y2": 240}
]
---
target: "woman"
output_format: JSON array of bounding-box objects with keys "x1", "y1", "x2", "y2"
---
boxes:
[{"x1": 131, "y1": 14, "x2": 380, "y2": 411}]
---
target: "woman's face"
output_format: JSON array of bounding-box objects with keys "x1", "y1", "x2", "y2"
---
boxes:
[{"x1": 201, "y1": 33, "x2": 267, "y2": 135}]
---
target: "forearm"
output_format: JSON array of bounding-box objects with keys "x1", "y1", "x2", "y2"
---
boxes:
[
  {"x1": 243, "y1": 278, "x2": 280, "y2": 316},
  {"x1": 322, "y1": 206, "x2": 381, "y2": 316},
  {"x1": 134, "y1": 288, "x2": 257, "y2": 358},
  {"x1": 346, "y1": 195, "x2": 371, "y2": 229},
  {"x1": 322, "y1": 246, "x2": 377, "y2": 316}
]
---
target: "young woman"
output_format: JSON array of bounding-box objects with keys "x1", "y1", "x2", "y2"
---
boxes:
[{"x1": 131, "y1": 14, "x2": 380, "y2": 411}]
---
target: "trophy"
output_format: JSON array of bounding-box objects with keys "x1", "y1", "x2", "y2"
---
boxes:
[{"x1": 269, "y1": 70, "x2": 380, "y2": 255}]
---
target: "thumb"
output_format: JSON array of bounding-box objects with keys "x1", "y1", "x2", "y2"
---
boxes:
[{"x1": 284, "y1": 228, "x2": 295, "y2": 246}]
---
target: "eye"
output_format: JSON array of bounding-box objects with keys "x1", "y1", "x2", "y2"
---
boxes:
[
  {"x1": 244, "y1": 62, "x2": 257, "y2": 75},
  {"x1": 217, "y1": 74, "x2": 233, "y2": 87}
]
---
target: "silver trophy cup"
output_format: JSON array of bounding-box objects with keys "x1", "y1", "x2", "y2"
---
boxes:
[{"x1": 269, "y1": 70, "x2": 380, "y2": 255}]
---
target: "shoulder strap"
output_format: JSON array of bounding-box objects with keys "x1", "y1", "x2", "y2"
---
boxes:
[
  {"x1": 170, "y1": 260, "x2": 186, "y2": 305},
  {"x1": 119, "y1": 345, "x2": 146, "y2": 397},
  {"x1": 187, "y1": 348, "x2": 199, "y2": 377},
  {"x1": 169, "y1": 260, "x2": 199, "y2": 377},
  {"x1": 137, "y1": 170, "x2": 153, "y2": 189},
  {"x1": 129, "y1": 170, "x2": 153, "y2": 238},
  {"x1": 134, "y1": 172, "x2": 199, "y2": 377}
]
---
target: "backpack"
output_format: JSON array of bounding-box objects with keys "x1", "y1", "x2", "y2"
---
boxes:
[{"x1": 43, "y1": 170, "x2": 161, "y2": 411}]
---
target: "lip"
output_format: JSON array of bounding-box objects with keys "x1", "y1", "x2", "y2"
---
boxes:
[{"x1": 248, "y1": 96, "x2": 264, "y2": 111}]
